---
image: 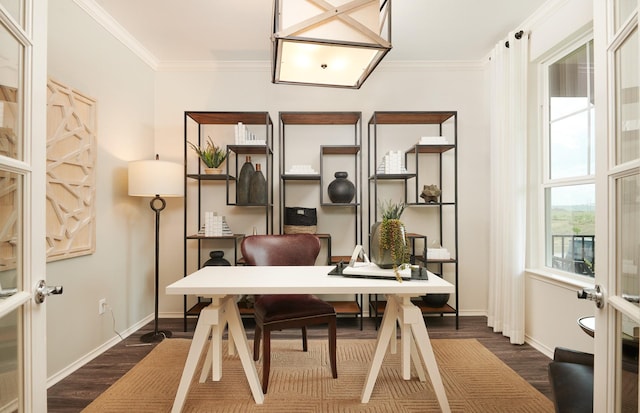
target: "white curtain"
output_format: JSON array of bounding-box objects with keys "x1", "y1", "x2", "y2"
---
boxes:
[{"x1": 487, "y1": 31, "x2": 529, "y2": 344}]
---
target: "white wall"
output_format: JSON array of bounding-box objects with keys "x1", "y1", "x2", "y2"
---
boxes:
[
  {"x1": 46, "y1": 0, "x2": 156, "y2": 381},
  {"x1": 522, "y1": 0, "x2": 595, "y2": 357},
  {"x1": 154, "y1": 63, "x2": 491, "y2": 317}
]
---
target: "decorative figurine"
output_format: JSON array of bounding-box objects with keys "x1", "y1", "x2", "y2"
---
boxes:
[{"x1": 420, "y1": 184, "x2": 441, "y2": 203}]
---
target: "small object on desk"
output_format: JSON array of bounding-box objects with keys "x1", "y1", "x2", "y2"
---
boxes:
[{"x1": 328, "y1": 249, "x2": 426, "y2": 281}]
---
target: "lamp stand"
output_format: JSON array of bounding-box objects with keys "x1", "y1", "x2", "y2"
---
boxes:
[{"x1": 140, "y1": 195, "x2": 173, "y2": 343}]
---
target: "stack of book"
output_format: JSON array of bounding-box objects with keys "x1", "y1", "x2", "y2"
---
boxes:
[
  {"x1": 419, "y1": 136, "x2": 449, "y2": 145},
  {"x1": 286, "y1": 164, "x2": 317, "y2": 175},
  {"x1": 235, "y1": 122, "x2": 266, "y2": 145},
  {"x1": 202, "y1": 212, "x2": 233, "y2": 236},
  {"x1": 377, "y1": 150, "x2": 407, "y2": 174}
]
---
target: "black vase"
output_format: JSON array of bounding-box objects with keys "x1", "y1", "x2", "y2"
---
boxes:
[
  {"x1": 249, "y1": 163, "x2": 267, "y2": 204},
  {"x1": 237, "y1": 156, "x2": 254, "y2": 204},
  {"x1": 421, "y1": 292, "x2": 451, "y2": 308},
  {"x1": 203, "y1": 250, "x2": 231, "y2": 266},
  {"x1": 327, "y1": 171, "x2": 355, "y2": 203}
]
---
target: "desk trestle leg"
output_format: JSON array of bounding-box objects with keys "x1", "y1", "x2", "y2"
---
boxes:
[
  {"x1": 171, "y1": 296, "x2": 264, "y2": 413},
  {"x1": 360, "y1": 295, "x2": 450, "y2": 413}
]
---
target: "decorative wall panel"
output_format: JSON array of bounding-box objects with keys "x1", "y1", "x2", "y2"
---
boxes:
[{"x1": 46, "y1": 79, "x2": 97, "y2": 261}]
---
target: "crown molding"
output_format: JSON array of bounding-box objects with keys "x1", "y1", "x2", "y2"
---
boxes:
[
  {"x1": 156, "y1": 60, "x2": 271, "y2": 72},
  {"x1": 73, "y1": 0, "x2": 159, "y2": 70},
  {"x1": 379, "y1": 60, "x2": 485, "y2": 71},
  {"x1": 74, "y1": 0, "x2": 487, "y2": 74},
  {"x1": 155, "y1": 59, "x2": 484, "y2": 72}
]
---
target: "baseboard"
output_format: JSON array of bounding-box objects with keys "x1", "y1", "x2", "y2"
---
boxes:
[
  {"x1": 525, "y1": 334, "x2": 554, "y2": 359},
  {"x1": 46, "y1": 315, "x2": 153, "y2": 388}
]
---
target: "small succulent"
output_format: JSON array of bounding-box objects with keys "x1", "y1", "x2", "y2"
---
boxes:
[
  {"x1": 380, "y1": 200, "x2": 406, "y2": 221},
  {"x1": 188, "y1": 137, "x2": 226, "y2": 168}
]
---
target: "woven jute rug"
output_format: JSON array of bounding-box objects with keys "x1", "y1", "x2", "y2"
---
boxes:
[{"x1": 82, "y1": 338, "x2": 553, "y2": 412}]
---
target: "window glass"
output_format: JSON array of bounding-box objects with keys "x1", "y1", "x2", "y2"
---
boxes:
[
  {"x1": 546, "y1": 184, "x2": 595, "y2": 277},
  {"x1": 544, "y1": 40, "x2": 596, "y2": 277},
  {"x1": 548, "y1": 41, "x2": 595, "y2": 180}
]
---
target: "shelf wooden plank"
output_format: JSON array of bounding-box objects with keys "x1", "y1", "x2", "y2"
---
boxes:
[
  {"x1": 414, "y1": 256, "x2": 457, "y2": 264},
  {"x1": 406, "y1": 201, "x2": 456, "y2": 207},
  {"x1": 280, "y1": 111, "x2": 361, "y2": 125},
  {"x1": 186, "y1": 111, "x2": 272, "y2": 125},
  {"x1": 368, "y1": 111, "x2": 456, "y2": 125},
  {"x1": 369, "y1": 173, "x2": 416, "y2": 180},
  {"x1": 321, "y1": 145, "x2": 360, "y2": 155},
  {"x1": 320, "y1": 202, "x2": 360, "y2": 207},
  {"x1": 281, "y1": 174, "x2": 321, "y2": 181},
  {"x1": 406, "y1": 144, "x2": 456, "y2": 154},
  {"x1": 328, "y1": 301, "x2": 361, "y2": 315},
  {"x1": 187, "y1": 173, "x2": 236, "y2": 181},
  {"x1": 370, "y1": 300, "x2": 455, "y2": 315},
  {"x1": 186, "y1": 234, "x2": 245, "y2": 240},
  {"x1": 227, "y1": 145, "x2": 273, "y2": 155}
]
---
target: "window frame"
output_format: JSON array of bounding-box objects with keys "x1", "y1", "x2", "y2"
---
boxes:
[{"x1": 537, "y1": 32, "x2": 597, "y2": 283}]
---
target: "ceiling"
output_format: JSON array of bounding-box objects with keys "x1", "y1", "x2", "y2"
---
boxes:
[{"x1": 92, "y1": 0, "x2": 548, "y2": 65}]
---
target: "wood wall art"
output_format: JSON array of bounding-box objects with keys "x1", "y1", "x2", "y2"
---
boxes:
[{"x1": 46, "y1": 79, "x2": 97, "y2": 262}]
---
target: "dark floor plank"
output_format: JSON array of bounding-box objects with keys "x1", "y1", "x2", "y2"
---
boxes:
[{"x1": 47, "y1": 315, "x2": 552, "y2": 412}]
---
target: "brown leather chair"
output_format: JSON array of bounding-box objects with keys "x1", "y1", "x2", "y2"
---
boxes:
[{"x1": 240, "y1": 234, "x2": 338, "y2": 393}]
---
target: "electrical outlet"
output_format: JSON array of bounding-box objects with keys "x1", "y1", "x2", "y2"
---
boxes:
[{"x1": 99, "y1": 298, "x2": 107, "y2": 315}]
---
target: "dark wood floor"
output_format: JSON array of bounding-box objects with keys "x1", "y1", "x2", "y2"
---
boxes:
[{"x1": 47, "y1": 315, "x2": 553, "y2": 412}]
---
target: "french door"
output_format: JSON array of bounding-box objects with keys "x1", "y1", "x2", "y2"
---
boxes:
[
  {"x1": 0, "y1": 1, "x2": 48, "y2": 412},
  {"x1": 593, "y1": 0, "x2": 640, "y2": 411}
]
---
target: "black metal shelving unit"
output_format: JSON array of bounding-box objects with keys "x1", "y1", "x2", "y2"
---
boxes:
[
  {"x1": 279, "y1": 111, "x2": 364, "y2": 328},
  {"x1": 367, "y1": 111, "x2": 459, "y2": 329},
  {"x1": 182, "y1": 111, "x2": 273, "y2": 330}
]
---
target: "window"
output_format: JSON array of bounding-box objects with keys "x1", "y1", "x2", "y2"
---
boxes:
[{"x1": 543, "y1": 39, "x2": 596, "y2": 278}]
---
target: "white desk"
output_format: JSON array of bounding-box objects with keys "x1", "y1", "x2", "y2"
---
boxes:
[{"x1": 166, "y1": 265, "x2": 455, "y2": 413}]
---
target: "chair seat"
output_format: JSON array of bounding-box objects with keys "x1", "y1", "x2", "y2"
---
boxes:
[
  {"x1": 255, "y1": 294, "x2": 336, "y2": 324},
  {"x1": 548, "y1": 361, "x2": 594, "y2": 413}
]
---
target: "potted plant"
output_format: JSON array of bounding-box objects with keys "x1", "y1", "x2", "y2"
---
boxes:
[
  {"x1": 188, "y1": 137, "x2": 226, "y2": 174},
  {"x1": 370, "y1": 200, "x2": 410, "y2": 275}
]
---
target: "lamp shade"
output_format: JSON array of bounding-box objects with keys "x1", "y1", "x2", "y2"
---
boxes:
[
  {"x1": 272, "y1": 0, "x2": 391, "y2": 89},
  {"x1": 128, "y1": 159, "x2": 184, "y2": 197}
]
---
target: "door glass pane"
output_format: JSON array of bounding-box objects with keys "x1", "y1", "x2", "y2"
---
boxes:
[
  {"x1": 618, "y1": 174, "x2": 639, "y2": 301},
  {"x1": 616, "y1": 27, "x2": 639, "y2": 165},
  {"x1": 545, "y1": 184, "x2": 596, "y2": 276},
  {"x1": 0, "y1": 21, "x2": 23, "y2": 161},
  {"x1": 0, "y1": 0, "x2": 23, "y2": 29},
  {"x1": 617, "y1": 174, "x2": 639, "y2": 411},
  {"x1": 0, "y1": 308, "x2": 20, "y2": 412},
  {"x1": 0, "y1": 170, "x2": 20, "y2": 289},
  {"x1": 615, "y1": 0, "x2": 637, "y2": 32},
  {"x1": 618, "y1": 315, "x2": 638, "y2": 412}
]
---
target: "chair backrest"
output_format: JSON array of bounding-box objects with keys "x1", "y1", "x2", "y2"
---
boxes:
[{"x1": 241, "y1": 234, "x2": 321, "y2": 266}]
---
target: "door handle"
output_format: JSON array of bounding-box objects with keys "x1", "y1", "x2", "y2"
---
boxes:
[
  {"x1": 577, "y1": 285, "x2": 603, "y2": 308},
  {"x1": 34, "y1": 280, "x2": 63, "y2": 304}
]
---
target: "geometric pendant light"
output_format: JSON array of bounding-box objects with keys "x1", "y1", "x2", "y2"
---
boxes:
[{"x1": 271, "y1": 0, "x2": 392, "y2": 89}]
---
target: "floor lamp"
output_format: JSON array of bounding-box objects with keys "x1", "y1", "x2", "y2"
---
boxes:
[{"x1": 128, "y1": 155, "x2": 183, "y2": 343}]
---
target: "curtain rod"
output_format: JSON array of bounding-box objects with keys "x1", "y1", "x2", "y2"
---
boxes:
[{"x1": 505, "y1": 30, "x2": 524, "y2": 48}]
